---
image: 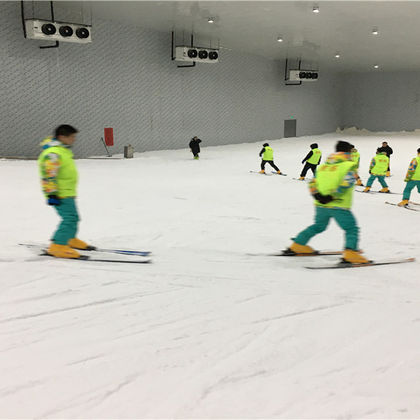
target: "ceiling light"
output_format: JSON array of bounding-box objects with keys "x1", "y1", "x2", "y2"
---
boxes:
[
  {"x1": 277, "y1": 36, "x2": 283, "y2": 43},
  {"x1": 374, "y1": 64, "x2": 379, "y2": 69},
  {"x1": 312, "y1": 5, "x2": 320, "y2": 13},
  {"x1": 372, "y1": 27, "x2": 379, "y2": 35},
  {"x1": 334, "y1": 53, "x2": 340, "y2": 58},
  {"x1": 207, "y1": 17, "x2": 215, "y2": 23}
]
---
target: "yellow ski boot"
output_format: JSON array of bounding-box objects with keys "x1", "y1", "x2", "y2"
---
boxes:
[
  {"x1": 288, "y1": 242, "x2": 315, "y2": 255},
  {"x1": 342, "y1": 249, "x2": 370, "y2": 264},
  {"x1": 47, "y1": 243, "x2": 80, "y2": 259},
  {"x1": 363, "y1": 186, "x2": 371, "y2": 193},
  {"x1": 379, "y1": 187, "x2": 389, "y2": 193},
  {"x1": 398, "y1": 199, "x2": 409, "y2": 207},
  {"x1": 298, "y1": 176, "x2": 305, "y2": 181},
  {"x1": 356, "y1": 178, "x2": 363, "y2": 186},
  {"x1": 68, "y1": 238, "x2": 93, "y2": 250},
  {"x1": 259, "y1": 170, "x2": 265, "y2": 174},
  {"x1": 386, "y1": 171, "x2": 391, "y2": 177},
  {"x1": 277, "y1": 171, "x2": 282, "y2": 175}
]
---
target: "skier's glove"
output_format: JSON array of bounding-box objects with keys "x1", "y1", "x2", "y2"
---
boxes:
[
  {"x1": 47, "y1": 195, "x2": 61, "y2": 206},
  {"x1": 404, "y1": 177, "x2": 411, "y2": 182},
  {"x1": 314, "y1": 193, "x2": 334, "y2": 204}
]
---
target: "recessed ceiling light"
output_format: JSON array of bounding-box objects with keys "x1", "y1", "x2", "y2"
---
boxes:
[
  {"x1": 335, "y1": 53, "x2": 340, "y2": 58},
  {"x1": 312, "y1": 5, "x2": 320, "y2": 13},
  {"x1": 208, "y1": 17, "x2": 215, "y2": 23},
  {"x1": 372, "y1": 27, "x2": 379, "y2": 35},
  {"x1": 374, "y1": 64, "x2": 379, "y2": 69},
  {"x1": 277, "y1": 36, "x2": 283, "y2": 43}
]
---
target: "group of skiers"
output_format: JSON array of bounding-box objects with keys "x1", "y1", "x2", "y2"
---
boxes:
[
  {"x1": 257, "y1": 140, "x2": 420, "y2": 264},
  {"x1": 38, "y1": 125, "x2": 420, "y2": 263}
]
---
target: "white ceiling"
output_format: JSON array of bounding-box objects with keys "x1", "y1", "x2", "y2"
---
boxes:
[{"x1": 61, "y1": 1, "x2": 420, "y2": 71}]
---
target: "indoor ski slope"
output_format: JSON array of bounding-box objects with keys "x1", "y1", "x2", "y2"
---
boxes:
[{"x1": 1, "y1": 131, "x2": 419, "y2": 418}]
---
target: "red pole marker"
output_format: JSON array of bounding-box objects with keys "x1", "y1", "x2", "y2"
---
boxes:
[{"x1": 104, "y1": 127, "x2": 114, "y2": 146}]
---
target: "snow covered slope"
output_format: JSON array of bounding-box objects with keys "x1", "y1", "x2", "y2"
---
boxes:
[{"x1": 1, "y1": 132, "x2": 419, "y2": 418}]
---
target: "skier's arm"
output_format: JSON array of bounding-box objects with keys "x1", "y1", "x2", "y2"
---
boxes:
[
  {"x1": 404, "y1": 158, "x2": 417, "y2": 181},
  {"x1": 388, "y1": 147, "x2": 393, "y2": 156},
  {"x1": 259, "y1": 147, "x2": 265, "y2": 157},
  {"x1": 335, "y1": 170, "x2": 357, "y2": 194},
  {"x1": 40, "y1": 153, "x2": 61, "y2": 195},
  {"x1": 197, "y1": 139, "x2": 201, "y2": 144},
  {"x1": 369, "y1": 158, "x2": 375, "y2": 173},
  {"x1": 302, "y1": 151, "x2": 313, "y2": 164}
]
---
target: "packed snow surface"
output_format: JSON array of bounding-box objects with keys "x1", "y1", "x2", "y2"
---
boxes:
[{"x1": 1, "y1": 132, "x2": 419, "y2": 418}]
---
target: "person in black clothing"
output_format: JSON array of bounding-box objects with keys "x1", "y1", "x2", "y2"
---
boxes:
[
  {"x1": 258, "y1": 143, "x2": 282, "y2": 174},
  {"x1": 189, "y1": 136, "x2": 202, "y2": 159},
  {"x1": 299, "y1": 143, "x2": 322, "y2": 180},
  {"x1": 381, "y1": 141, "x2": 393, "y2": 176}
]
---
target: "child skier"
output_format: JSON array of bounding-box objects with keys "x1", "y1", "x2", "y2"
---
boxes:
[
  {"x1": 363, "y1": 148, "x2": 390, "y2": 193},
  {"x1": 259, "y1": 143, "x2": 283, "y2": 174},
  {"x1": 189, "y1": 136, "x2": 202, "y2": 159},
  {"x1": 398, "y1": 147, "x2": 420, "y2": 206},
  {"x1": 38, "y1": 125, "x2": 91, "y2": 259},
  {"x1": 299, "y1": 143, "x2": 322, "y2": 180},
  {"x1": 285, "y1": 141, "x2": 370, "y2": 264},
  {"x1": 351, "y1": 145, "x2": 363, "y2": 186}
]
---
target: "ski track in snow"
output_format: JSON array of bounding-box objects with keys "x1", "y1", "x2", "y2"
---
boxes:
[{"x1": 1, "y1": 132, "x2": 420, "y2": 418}]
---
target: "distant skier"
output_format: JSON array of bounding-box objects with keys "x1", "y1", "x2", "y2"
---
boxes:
[
  {"x1": 351, "y1": 145, "x2": 363, "y2": 186},
  {"x1": 189, "y1": 136, "x2": 202, "y2": 160},
  {"x1": 363, "y1": 148, "x2": 390, "y2": 193},
  {"x1": 285, "y1": 140, "x2": 370, "y2": 264},
  {"x1": 398, "y1": 147, "x2": 420, "y2": 206},
  {"x1": 38, "y1": 125, "x2": 91, "y2": 259},
  {"x1": 258, "y1": 143, "x2": 282, "y2": 174},
  {"x1": 299, "y1": 143, "x2": 322, "y2": 180},
  {"x1": 381, "y1": 141, "x2": 393, "y2": 176}
]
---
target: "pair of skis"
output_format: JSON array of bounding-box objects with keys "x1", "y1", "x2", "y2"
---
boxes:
[
  {"x1": 249, "y1": 171, "x2": 287, "y2": 176},
  {"x1": 20, "y1": 243, "x2": 152, "y2": 264},
  {"x1": 257, "y1": 249, "x2": 415, "y2": 270},
  {"x1": 385, "y1": 201, "x2": 420, "y2": 212},
  {"x1": 355, "y1": 189, "x2": 400, "y2": 195}
]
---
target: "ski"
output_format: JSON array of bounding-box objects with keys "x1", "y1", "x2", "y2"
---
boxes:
[
  {"x1": 355, "y1": 189, "x2": 401, "y2": 195},
  {"x1": 385, "y1": 202, "x2": 420, "y2": 212},
  {"x1": 270, "y1": 172, "x2": 288, "y2": 176},
  {"x1": 39, "y1": 252, "x2": 151, "y2": 264},
  {"x1": 249, "y1": 170, "x2": 272, "y2": 176},
  {"x1": 292, "y1": 177, "x2": 311, "y2": 182},
  {"x1": 20, "y1": 243, "x2": 151, "y2": 257},
  {"x1": 248, "y1": 250, "x2": 342, "y2": 257},
  {"x1": 305, "y1": 257, "x2": 415, "y2": 270}
]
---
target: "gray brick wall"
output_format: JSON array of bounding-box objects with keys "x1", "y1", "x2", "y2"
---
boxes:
[{"x1": 0, "y1": 2, "x2": 341, "y2": 158}]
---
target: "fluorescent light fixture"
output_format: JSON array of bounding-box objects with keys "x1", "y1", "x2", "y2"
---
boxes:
[
  {"x1": 372, "y1": 27, "x2": 379, "y2": 35},
  {"x1": 312, "y1": 5, "x2": 320, "y2": 13},
  {"x1": 208, "y1": 17, "x2": 215, "y2": 23},
  {"x1": 335, "y1": 53, "x2": 340, "y2": 58},
  {"x1": 374, "y1": 64, "x2": 379, "y2": 69},
  {"x1": 277, "y1": 36, "x2": 283, "y2": 42}
]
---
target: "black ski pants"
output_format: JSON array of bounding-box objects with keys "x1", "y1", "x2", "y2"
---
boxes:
[
  {"x1": 300, "y1": 162, "x2": 317, "y2": 177},
  {"x1": 261, "y1": 160, "x2": 280, "y2": 172}
]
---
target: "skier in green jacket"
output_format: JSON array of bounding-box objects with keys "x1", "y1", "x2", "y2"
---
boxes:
[
  {"x1": 38, "y1": 125, "x2": 91, "y2": 259},
  {"x1": 259, "y1": 143, "x2": 283, "y2": 174},
  {"x1": 286, "y1": 140, "x2": 370, "y2": 264},
  {"x1": 351, "y1": 146, "x2": 364, "y2": 186},
  {"x1": 399, "y1": 147, "x2": 420, "y2": 206},
  {"x1": 299, "y1": 143, "x2": 322, "y2": 180},
  {"x1": 363, "y1": 148, "x2": 390, "y2": 193}
]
